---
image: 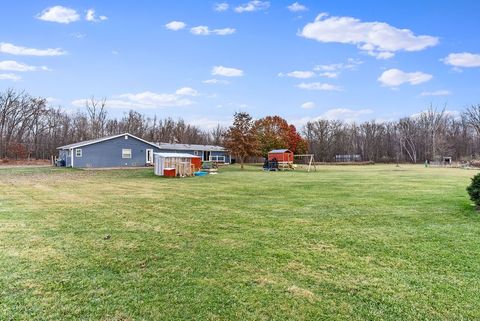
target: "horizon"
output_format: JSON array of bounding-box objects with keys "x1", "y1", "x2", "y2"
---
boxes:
[{"x1": 1, "y1": 1, "x2": 480, "y2": 129}]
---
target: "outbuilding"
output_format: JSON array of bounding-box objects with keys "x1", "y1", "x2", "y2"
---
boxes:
[
  {"x1": 268, "y1": 149, "x2": 294, "y2": 163},
  {"x1": 154, "y1": 152, "x2": 201, "y2": 177}
]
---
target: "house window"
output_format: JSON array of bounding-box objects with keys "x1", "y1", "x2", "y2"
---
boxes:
[
  {"x1": 194, "y1": 151, "x2": 201, "y2": 156},
  {"x1": 75, "y1": 149, "x2": 82, "y2": 157},
  {"x1": 125, "y1": 135, "x2": 128, "y2": 140},
  {"x1": 122, "y1": 149, "x2": 132, "y2": 159}
]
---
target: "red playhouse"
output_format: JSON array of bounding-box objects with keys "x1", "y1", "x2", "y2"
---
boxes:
[{"x1": 268, "y1": 149, "x2": 294, "y2": 163}]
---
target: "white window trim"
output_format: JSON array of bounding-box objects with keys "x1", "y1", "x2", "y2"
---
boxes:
[
  {"x1": 75, "y1": 148, "x2": 82, "y2": 157},
  {"x1": 122, "y1": 148, "x2": 132, "y2": 159}
]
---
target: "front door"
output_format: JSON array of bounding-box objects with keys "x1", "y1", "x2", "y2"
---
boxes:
[
  {"x1": 146, "y1": 149, "x2": 154, "y2": 164},
  {"x1": 203, "y1": 151, "x2": 210, "y2": 161}
]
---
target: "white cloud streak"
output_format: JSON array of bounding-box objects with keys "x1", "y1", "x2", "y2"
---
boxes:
[
  {"x1": 212, "y1": 66, "x2": 244, "y2": 77},
  {"x1": 287, "y1": 2, "x2": 307, "y2": 12},
  {"x1": 0, "y1": 60, "x2": 49, "y2": 72},
  {"x1": 165, "y1": 21, "x2": 187, "y2": 31},
  {"x1": 296, "y1": 82, "x2": 342, "y2": 91},
  {"x1": 85, "y1": 9, "x2": 108, "y2": 22},
  {"x1": 0, "y1": 73, "x2": 21, "y2": 81},
  {"x1": 214, "y1": 3, "x2": 229, "y2": 12},
  {"x1": 235, "y1": 1, "x2": 270, "y2": 13},
  {"x1": 73, "y1": 89, "x2": 197, "y2": 109},
  {"x1": 279, "y1": 70, "x2": 315, "y2": 79},
  {"x1": 190, "y1": 26, "x2": 235, "y2": 36},
  {"x1": 0, "y1": 42, "x2": 66, "y2": 56},
  {"x1": 420, "y1": 90, "x2": 451, "y2": 96},
  {"x1": 301, "y1": 101, "x2": 315, "y2": 109}
]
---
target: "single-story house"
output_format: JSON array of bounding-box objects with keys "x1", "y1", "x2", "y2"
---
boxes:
[{"x1": 57, "y1": 133, "x2": 230, "y2": 168}]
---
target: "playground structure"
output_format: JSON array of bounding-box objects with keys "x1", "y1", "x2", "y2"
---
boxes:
[
  {"x1": 264, "y1": 149, "x2": 316, "y2": 172},
  {"x1": 293, "y1": 154, "x2": 317, "y2": 172},
  {"x1": 154, "y1": 152, "x2": 201, "y2": 177}
]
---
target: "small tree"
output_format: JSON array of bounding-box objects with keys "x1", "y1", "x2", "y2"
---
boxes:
[
  {"x1": 467, "y1": 173, "x2": 480, "y2": 207},
  {"x1": 224, "y1": 112, "x2": 259, "y2": 169}
]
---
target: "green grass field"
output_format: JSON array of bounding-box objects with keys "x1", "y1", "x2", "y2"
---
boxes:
[{"x1": 1, "y1": 165, "x2": 479, "y2": 320}]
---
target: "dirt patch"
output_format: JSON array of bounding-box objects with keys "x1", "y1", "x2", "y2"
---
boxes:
[
  {"x1": 287, "y1": 285, "x2": 316, "y2": 301},
  {"x1": 0, "y1": 158, "x2": 51, "y2": 166}
]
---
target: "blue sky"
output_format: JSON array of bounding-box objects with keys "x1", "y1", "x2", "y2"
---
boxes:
[{"x1": 1, "y1": 1, "x2": 480, "y2": 129}]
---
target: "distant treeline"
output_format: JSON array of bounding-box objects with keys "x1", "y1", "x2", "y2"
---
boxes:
[
  {"x1": 0, "y1": 89, "x2": 223, "y2": 159},
  {"x1": 1, "y1": 88, "x2": 480, "y2": 162},
  {"x1": 304, "y1": 107, "x2": 480, "y2": 163}
]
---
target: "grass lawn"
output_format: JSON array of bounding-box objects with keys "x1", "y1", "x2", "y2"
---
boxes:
[{"x1": 1, "y1": 164, "x2": 479, "y2": 320}]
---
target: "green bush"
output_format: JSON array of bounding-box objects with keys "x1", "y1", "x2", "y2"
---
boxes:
[{"x1": 467, "y1": 173, "x2": 480, "y2": 206}]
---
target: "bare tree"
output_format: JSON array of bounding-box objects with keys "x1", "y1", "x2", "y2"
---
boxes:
[{"x1": 85, "y1": 96, "x2": 108, "y2": 139}]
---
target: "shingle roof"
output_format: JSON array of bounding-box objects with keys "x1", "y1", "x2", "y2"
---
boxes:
[
  {"x1": 154, "y1": 152, "x2": 201, "y2": 158},
  {"x1": 57, "y1": 133, "x2": 227, "y2": 152},
  {"x1": 156, "y1": 142, "x2": 225, "y2": 152},
  {"x1": 57, "y1": 133, "x2": 159, "y2": 150}
]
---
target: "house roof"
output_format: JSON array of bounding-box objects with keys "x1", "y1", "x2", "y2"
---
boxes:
[
  {"x1": 156, "y1": 142, "x2": 225, "y2": 152},
  {"x1": 269, "y1": 149, "x2": 292, "y2": 153},
  {"x1": 57, "y1": 133, "x2": 159, "y2": 150},
  {"x1": 154, "y1": 152, "x2": 200, "y2": 158}
]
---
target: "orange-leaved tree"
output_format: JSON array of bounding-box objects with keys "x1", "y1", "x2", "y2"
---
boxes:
[
  {"x1": 223, "y1": 112, "x2": 259, "y2": 169},
  {"x1": 255, "y1": 116, "x2": 307, "y2": 156}
]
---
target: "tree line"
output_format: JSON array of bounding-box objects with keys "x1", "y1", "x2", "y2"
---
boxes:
[
  {"x1": 223, "y1": 107, "x2": 480, "y2": 166},
  {"x1": 0, "y1": 89, "x2": 222, "y2": 159},
  {"x1": 2, "y1": 89, "x2": 480, "y2": 163}
]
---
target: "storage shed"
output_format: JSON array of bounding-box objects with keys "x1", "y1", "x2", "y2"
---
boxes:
[
  {"x1": 154, "y1": 152, "x2": 201, "y2": 177},
  {"x1": 268, "y1": 149, "x2": 294, "y2": 163}
]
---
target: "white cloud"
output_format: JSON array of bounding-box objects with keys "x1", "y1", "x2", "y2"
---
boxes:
[
  {"x1": 420, "y1": 90, "x2": 451, "y2": 96},
  {"x1": 214, "y1": 3, "x2": 229, "y2": 12},
  {"x1": 293, "y1": 108, "x2": 374, "y2": 127},
  {"x1": 0, "y1": 60, "x2": 49, "y2": 72},
  {"x1": 175, "y1": 87, "x2": 198, "y2": 96},
  {"x1": 37, "y1": 6, "x2": 80, "y2": 24},
  {"x1": 0, "y1": 73, "x2": 21, "y2": 81},
  {"x1": 278, "y1": 70, "x2": 315, "y2": 79},
  {"x1": 203, "y1": 78, "x2": 230, "y2": 84},
  {"x1": 443, "y1": 52, "x2": 480, "y2": 68},
  {"x1": 73, "y1": 89, "x2": 196, "y2": 109},
  {"x1": 235, "y1": 1, "x2": 270, "y2": 13},
  {"x1": 322, "y1": 108, "x2": 373, "y2": 120},
  {"x1": 287, "y1": 2, "x2": 307, "y2": 12},
  {"x1": 301, "y1": 101, "x2": 315, "y2": 109},
  {"x1": 212, "y1": 66, "x2": 244, "y2": 77},
  {"x1": 0, "y1": 42, "x2": 66, "y2": 56},
  {"x1": 71, "y1": 32, "x2": 86, "y2": 39},
  {"x1": 296, "y1": 82, "x2": 341, "y2": 91},
  {"x1": 188, "y1": 117, "x2": 232, "y2": 129},
  {"x1": 319, "y1": 72, "x2": 338, "y2": 78},
  {"x1": 314, "y1": 58, "x2": 362, "y2": 78},
  {"x1": 85, "y1": 9, "x2": 108, "y2": 22},
  {"x1": 46, "y1": 97, "x2": 61, "y2": 104},
  {"x1": 190, "y1": 26, "x2": 235, "y2": 36},
  {"x1": 300, "y1": 13, "x2": 438, "y2": 59},
  {"x1": 378, "y1": 68, "x2": 432, "y2": 87},
  {"x1": 165, "y1": 21, "x2": 187, "y2": 31}
]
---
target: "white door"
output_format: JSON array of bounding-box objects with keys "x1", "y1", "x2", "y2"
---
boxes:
[{"x1": 146, "y1": 149, "x2": 153, "y2": 164}]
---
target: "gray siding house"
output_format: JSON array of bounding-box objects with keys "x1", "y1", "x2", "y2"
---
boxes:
[{"x1": 57, "y1": 133, "x2": 229, "y2": 168}]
